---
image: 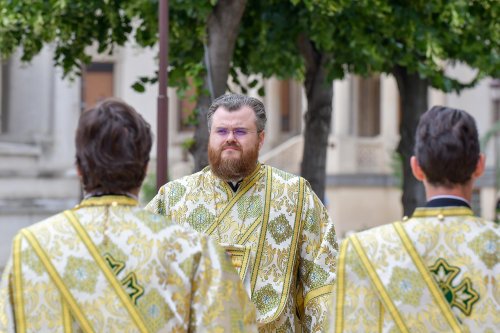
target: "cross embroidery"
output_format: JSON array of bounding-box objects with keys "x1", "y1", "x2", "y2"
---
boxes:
[
  {"x1": 429, "y1": 258, "x2": 479, "y2": 316},
  {"x1": 104, "y1": 253, "x2": 144, "y2": 304}
]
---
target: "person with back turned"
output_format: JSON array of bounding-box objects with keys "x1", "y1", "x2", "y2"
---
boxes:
[
  {"x1": 329, "y1": 106, "x2": 499, "y2": 332},
  {"x1": 0, "y1": 98, "x2": 256, "y2": 332}
]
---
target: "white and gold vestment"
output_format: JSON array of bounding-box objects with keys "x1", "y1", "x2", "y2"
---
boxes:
[
  {"x1": 329, "y1": 206, "x2": 499, "y2": 332},
  {"x1": 0, "y1": 195, "x2": 256, "y2": 332},
  {"x1": 147, "y1": 163, "x2": 339, "y2": 332}
]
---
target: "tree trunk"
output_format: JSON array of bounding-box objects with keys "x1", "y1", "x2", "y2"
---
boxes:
[
  {"x1": 392, "y1": 65, "x2": 427, "y2": 216},
  {"x1": 298, "y1": 36, "x2": 333, "y2": 203},
  {"x1": 190, "y1": 0, "x2": 247, "y2": 171}
]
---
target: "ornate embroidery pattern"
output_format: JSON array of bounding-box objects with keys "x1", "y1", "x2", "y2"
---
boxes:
[
  {"x1": 276, "y1": 317, "x2": 292, "y2": 332},
  {"x1": 387, "y1": 267, "x2": 424, "y2": 306},
  {"x1": 21, "y1": 249, "x2": 44, "y2": 275},
  {"x1": 429, "y1": 258, "x2": 479, "y2": 316},
  {"x1": 168, "y1": 182, "x2": 187, "y2": 207},
  {"x1": 139, "y1": 288, "x2": 174, "y2": 331},
  {"x1": 303, "y1": 208, "x2": 320, "y2": 234},
  {"x1": 253, "y1": 284, "x2": 279, "y2": 314},
  {"x1": 63, "y1": 256, "x2": 99, "y2": 293},
  {"x1": 137, "y1": 212, "x2": 166, "y2": 233},
  {"x1": 467, "y1": 230, "x2": 497, "y2": 269},
  {"x1": 236, "y1": 194, "x2": 262, "y2": 220},
  {"x1": 301, "y1": 259, "x2": 328, "y2": 289},
  {"x1": 268, "y1": 214, "x2": 293, "y2": 244},
  {"x1": 157, "y1": 197, "x2": 166, "y2": 215},
  {"x1": 146, "y1": 165, "x2": 338, "y2": 330},
  {"x1": 187, "y1": 205, "x2": 215, "y2": 231}
]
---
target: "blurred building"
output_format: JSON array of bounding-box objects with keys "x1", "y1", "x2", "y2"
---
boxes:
[{"x1": 1, "y1": 43, "x2": 498, "y2": 270}]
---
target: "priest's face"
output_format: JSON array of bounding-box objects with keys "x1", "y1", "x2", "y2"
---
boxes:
[{"x1": 208, "y1": 106, "x2": 265, "y2": 181}]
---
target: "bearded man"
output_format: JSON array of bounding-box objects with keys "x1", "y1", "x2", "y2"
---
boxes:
[{"x1": 147, "y1": 94, "x2": 338, "y2": 332}]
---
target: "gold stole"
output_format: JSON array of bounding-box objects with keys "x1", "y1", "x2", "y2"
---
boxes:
[
  {"x1": 12, "y1": 210, "x2": 148, "y2": 333},
  {"x1": 206, "y1": 165, "x2": 306, "y2": 323},
  {"x1": 336, "y1": 222, "x2": 462, "y2": 333}
]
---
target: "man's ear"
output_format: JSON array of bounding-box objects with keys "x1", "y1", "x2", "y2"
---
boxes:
[
  {"x1": 410, "y1": 156, "x2": 425, "y2": 181},
  {"x1": 76, "y1": 164, "x2": 83, "y2": 178},
  {"x1": 472, "y1": 153, "x2": 486, "y2": 179},
  {"x1": 258, "y1": 131, "x2": 265, "y2": 150}
]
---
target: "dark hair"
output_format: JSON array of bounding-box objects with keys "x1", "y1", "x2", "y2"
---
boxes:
[
  {"x1": 415, "y1": 105, "x2": 480, "y2": 187},
  {"x1": 76, "y1": 98, "x2": 152, "y2": 194},
  {"x1": 207, "y1": 94, "x2": 267, "y2": 132}
]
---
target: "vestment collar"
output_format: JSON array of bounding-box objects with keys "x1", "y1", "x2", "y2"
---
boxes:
[
  {"x1": 412, "y1": 205, "x2": 474, "y2": 219},
  {"x1": 426, "y1": 196, "x2": 471, "y2": 208},
  {"x1": 76, "y1": 195, "x2": 139, "y2": 208}
]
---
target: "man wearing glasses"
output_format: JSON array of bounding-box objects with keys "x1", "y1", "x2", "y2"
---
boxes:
[{"x1": 147, "y1": 94, "x2": 338, "y2": 332}]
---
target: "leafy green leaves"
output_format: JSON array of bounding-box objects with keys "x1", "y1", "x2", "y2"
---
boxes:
[
  {"x1": 1, "y1": 0, "x2": 497, "y2": 94},
  {"x1": 233, "y1": 0, "x2": 498, "y2": 93}
]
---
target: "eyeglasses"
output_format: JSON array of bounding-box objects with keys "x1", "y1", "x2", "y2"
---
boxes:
[{"x1": 213, "y1": 127, "x2": 259, "y2": 138}]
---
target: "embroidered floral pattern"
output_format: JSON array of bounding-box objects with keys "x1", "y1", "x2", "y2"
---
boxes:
[
  {"x1": 0, "y1": 197, "x2": 255, "y2": 332},
  {"x1": 467, "y1": 230, "x2": 497, "y2": 269},
  {"x1": 237, "y1": 195, "x2": 262, "y2": 220},
  {"x1": 387, "y1": 267, "x2": 424, "y2": 306},
  {"x1": 63, "y1": 256, "x2": 99, "y2": 293},
  {"x1": 301, "y1": 259, "x2": 329, "y2": 289},
  {"x1": 253, "y1": 284, "x2": 279, "y2": 314},
  {"x1": 168, "y1": 182, "x2": 187, "y2": 207},
  {"x1": 138, "y1": 288, "x2": 173, "y2": 332},
  {"x1": 268, "y1": 214, "x2": 293, "y2": 244},
  {"x1": 146, "y1": 165, "x2": 338, "y2": 331},
  {"x1": 187, "y1": 205, "x2": 215, "y2": 231}
]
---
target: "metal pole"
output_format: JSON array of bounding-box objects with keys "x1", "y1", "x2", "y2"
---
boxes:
[{"x1": 157, "y1": 0, "x2": 169, "y2": 190}]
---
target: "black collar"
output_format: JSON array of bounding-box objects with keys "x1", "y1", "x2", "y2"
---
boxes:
[
  {"x1": 227, "y1": 180, "x2": 243, "y2": 193},
  {"x1": 425, "y1": 197, "x2": 471, "y2": 209}
]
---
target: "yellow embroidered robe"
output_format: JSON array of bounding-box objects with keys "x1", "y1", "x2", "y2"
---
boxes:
[
  {"x1": 0, "y1": 195, "x2": 256, "y2": 333},
  {"x1": 146, "y1": 164, "x2": 339, "y2": 332},
  {"x1": 329, "y1": 206, "x2": 500, "y2": 333}
]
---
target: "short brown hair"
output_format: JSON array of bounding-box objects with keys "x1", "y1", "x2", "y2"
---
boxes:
[
  {"x1": 207, "y1": 94, "x2": 267, "y2": 132},
  {"x1": 415, "y1": 105, "x2": 480, "y2": 187},
  {"x1": 76, "y1": 98, "x2": 152, "y2": 194}
]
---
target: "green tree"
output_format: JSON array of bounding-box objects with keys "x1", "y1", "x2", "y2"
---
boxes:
[
  {"x1": 327, "y1": 0, "x2": 499, "y2": 215},
  {"x1": 0, "y1": 0, "x2": 247, "y2": 172},
  {"x1": 235, "y1": 0, "x2": 498, "y2": 212},
  {"x1": 1, "y1": 0, "x2": 498, "y2": 214},
  {"x1": 234, "y1": 1, "x2": 339, "y2": 202}
]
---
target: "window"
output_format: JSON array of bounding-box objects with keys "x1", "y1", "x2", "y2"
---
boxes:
[
  {"x1": 279, "y1": 80, "x2": 291, "y2": 132},
  {"x1": 177, "y1": 79, "x2": 196, "y2": 132},
  {"x1": 356, "y1": 76, "x2": 381, "y2": 137},
  {"x1": 81, "y1": 62, "x2": 114, "y2": 111}
]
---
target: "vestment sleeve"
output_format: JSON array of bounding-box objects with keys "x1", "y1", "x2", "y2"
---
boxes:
[
  {"x1": 298, "y1": 184, "x2": 338, "y2": 332},
  {"x1": 328, "y1": 238, "x2": 381, "y2": 333},
  {"x1": 145, "y1": 184, "x2": 168, "y2": 215},
  {"x1": 189, "y1": 236, "x2": 257, "y2": 333},
  {"x1": 0, "y1": 258, "x2": 15, "y2": 333}
]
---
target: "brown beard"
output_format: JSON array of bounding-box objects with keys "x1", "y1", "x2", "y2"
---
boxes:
[{"x1": 208, "y1": 141, "x2": 259, "y2": 182}]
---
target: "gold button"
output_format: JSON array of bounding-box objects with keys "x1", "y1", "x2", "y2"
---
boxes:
[
  {"x1": 111, "y1": 201, "x2": 118, "y2": 207},
  {"x1": 437, "y1": 214, "x2": 444, "y2": 221}
]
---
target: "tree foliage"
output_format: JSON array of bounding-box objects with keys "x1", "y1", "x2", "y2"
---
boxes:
[
  {"x1": 1, "y1": 0, "x2": 498, "y2": 212},
  {"x1": 232, "y1": 0, "x2": 498, "y2": 210},
  {"x1": 0, "y1": 0, "x2": 215, "y2": 95}
]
